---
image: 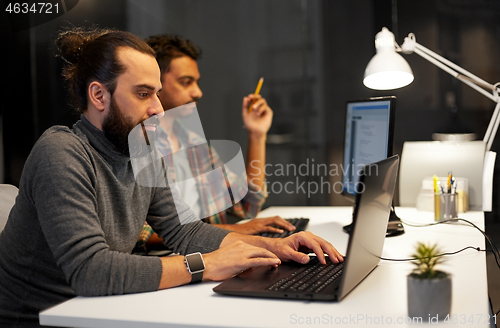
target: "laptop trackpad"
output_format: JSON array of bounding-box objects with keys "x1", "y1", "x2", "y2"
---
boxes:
[{"x1": 215, "y1": 262, "x2": 304, "y2": 292}]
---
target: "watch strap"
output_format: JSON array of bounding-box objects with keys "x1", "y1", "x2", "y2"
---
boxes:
[{"x1": 191, "y1": 270, "x2": 203, "y2": 283}]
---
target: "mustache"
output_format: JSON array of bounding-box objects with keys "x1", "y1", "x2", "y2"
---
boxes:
[
  {"x1": 129, "y1": 114, "x2": 162, "y2": 158},
  {"x1": 143, "y1": 114, "x2": 161, "y2": 127}
]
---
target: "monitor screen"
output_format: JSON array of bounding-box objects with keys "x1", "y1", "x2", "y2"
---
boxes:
[{"x1": 341, "y1": 96, "x2": 395, "y2": 201}]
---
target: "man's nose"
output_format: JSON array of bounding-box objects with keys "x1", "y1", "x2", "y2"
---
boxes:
[
  {"x1": 192, "y1": 84, "x2": 203, "y2": 100},
  {"x1": 149, "y1": 95, "x2": 164, "y2": 116}
]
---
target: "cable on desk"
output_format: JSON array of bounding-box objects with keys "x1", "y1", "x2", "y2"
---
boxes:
[
  {"x1": 379, "y1": 246, "x2": 486, "y2": 262},
  {"x1": 389, "y1": 217, "x2": 500, "y2": 318},
  {"x1": 400, "y1": 217, "x2": 500, "y2": 270}
]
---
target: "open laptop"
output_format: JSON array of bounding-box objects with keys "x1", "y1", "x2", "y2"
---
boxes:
[{"x1": 213, "y1": 155, "x2": 399, "y2": 301}]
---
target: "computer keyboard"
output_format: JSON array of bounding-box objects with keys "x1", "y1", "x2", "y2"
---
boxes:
[
  {"x1": 259, "y1": 217, "x2": 309, "y2": 238},
  {"x1": 266, "y1": 257, "x2": 343, "y2": 293}
]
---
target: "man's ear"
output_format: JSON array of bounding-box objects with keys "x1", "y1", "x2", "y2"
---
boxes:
[{"x1": 88, "y1": 81, "x2": 110, "y2": 112}]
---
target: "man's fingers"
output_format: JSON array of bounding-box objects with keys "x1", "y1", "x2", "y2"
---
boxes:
[
  {"x1": 260, "y1": 216, "x2": 295, "y2": 231},
  {"x1": 304, "y1": 235, "x2": 343, "y2": 264},
  {"x1": 299, "y1": 236, "x2": 327, "y2": 264},
  {"x1": 249, "y1": 98, "x2": 266, "y2": 111},
  {"x1": 243, "y1": 244, "x2": 280, "y2": 260},
  {"x1": 243, "y1": 94, "x2": 261, "y2": 109},
  {"x1": 283, "y1": 231, "x2": 343, "y2": 265},
  {"x1": 295, "y1": 252, "x2": 310, "y2": 264},
  {"x1": 261, "y1": 226, "x2": 284, "y2": 234},
  {"x1": 246, "y1": 257, "x2": 281, "y2": 268},
  {"x1": 246, "y1": 96, "x2": 270, "y2": 113},
  {"x1": 252, "y1": 104, "x2": 272, "y2": 117},
  {"x1": 307, "y1": 234, "x2": 343, "y2": 263},
  {"x1": 271, "y1": 217, "x2": 296, "y2": 231},
  {"x1": 246, "y1": 93, "x2": 262, "y2": 101}
]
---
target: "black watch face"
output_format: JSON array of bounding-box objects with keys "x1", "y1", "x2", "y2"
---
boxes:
[{"x1": 187, "y1": 253, "x2": 204, "y2": 272}]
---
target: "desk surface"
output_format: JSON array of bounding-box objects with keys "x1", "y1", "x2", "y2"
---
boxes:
[{"x1": 40, "y1": 207, "x2": 491, "y2": 328}]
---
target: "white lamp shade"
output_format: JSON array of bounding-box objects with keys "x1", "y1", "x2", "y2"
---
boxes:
[
  {"x1": 363, "y1": 51, "x2": 414, "y2": 90},
  {"x1": 363, "y1": 27, "x2": 414, "y2": 90}
]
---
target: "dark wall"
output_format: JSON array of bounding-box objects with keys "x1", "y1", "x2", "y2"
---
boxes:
[{"x1": 1, "y1": 0, "x2": 128, "y2": 185}]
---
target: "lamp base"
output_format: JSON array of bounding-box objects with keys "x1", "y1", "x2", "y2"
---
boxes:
[
  {"x1": 431, "y1": 133, "x2": 477, "y2": 142},
  {"x1": 342, "y1": 207, "x2": 404, "y2": 238}
]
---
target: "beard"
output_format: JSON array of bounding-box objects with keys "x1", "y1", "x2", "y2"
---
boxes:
[{"x1": 102, "y1": 96, "x2": 137, "y2": 156}]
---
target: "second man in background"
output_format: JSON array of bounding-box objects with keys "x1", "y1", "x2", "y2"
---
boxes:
[{"x1": 136, "y1": 34, "x2": 295, "y2": 252}]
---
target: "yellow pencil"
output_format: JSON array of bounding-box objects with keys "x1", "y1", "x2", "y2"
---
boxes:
[
  {"x1": 433, "y1": 175, "x2": 439, "y2": 193},
  {"x1": 249, "y1": 77, "x2": 264, "y2": 112}
]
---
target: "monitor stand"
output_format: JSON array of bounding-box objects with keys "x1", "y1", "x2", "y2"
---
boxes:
[{"x1": 342, "y1": 205, "x2": 405, "y2": 237}]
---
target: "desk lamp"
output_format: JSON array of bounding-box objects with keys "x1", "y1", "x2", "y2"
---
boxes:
[
  {"x1": 363, "y1": 27, "x2": 500, "y2": 151},
  {"x1": 363, "y1": 27, "x2": 500, "y2": 211}
]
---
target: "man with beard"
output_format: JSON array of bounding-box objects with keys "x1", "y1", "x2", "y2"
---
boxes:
[
  {"x1": 0, "y1": 27, "x2": 343, "y2": 327},
  {"x1": 134, "y1": 35, "x2": 294, "y2": 253}
]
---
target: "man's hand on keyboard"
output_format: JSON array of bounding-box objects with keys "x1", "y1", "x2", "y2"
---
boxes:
[
  {"x1": 267, "y1": 231, "x2": 344, "y2": 265},
  {"x1": 203, "y1": 240, "x2": 281, "y2": 281},
  {"x1": 214, "y1": 230, "x2": 343, "y2": 281},
  {"x1": 229, "y1": 216, "x2": 296, "y2": 235}
]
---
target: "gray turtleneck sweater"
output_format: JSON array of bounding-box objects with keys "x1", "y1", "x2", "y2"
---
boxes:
[{"x1": 0, "y1": 116, "x2": 230, "y2": 327}]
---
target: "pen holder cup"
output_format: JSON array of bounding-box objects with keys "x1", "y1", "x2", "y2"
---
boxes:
[{"x1": 434, "y1": 193, "x2": 458, "y2": 222}]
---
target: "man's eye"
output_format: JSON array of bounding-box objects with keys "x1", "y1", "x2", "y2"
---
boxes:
[{"x1": 139, "y1": 93, "x2": 148, "y2": 98}]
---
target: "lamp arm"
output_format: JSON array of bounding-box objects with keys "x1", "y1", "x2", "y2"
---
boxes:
[
  {"x1": 416, "y1": 43, "x2": 500, "y2": 150},
  {"x1": 401, "y1": 33, "x2": 496, "y2": 92},
  {"x1": 415, "y1": 44, "x2": 494, "y2": 88},
  {"x1": 401, "y1": 33, "x2": 500, "y2": 150},
  {"x1": 412, "y1": 45, "x2": 497, "y2": 102},
  {"x1": 485, "y1": 99, "x2": 500, "y2": 151},
  {"x1": 400, "y1": 45, "x2": 495, "y2": 105}
]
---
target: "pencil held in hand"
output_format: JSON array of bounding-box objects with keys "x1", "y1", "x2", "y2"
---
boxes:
[{"x1": 248, "y1": 77, "x2": 264, "y2": 113}]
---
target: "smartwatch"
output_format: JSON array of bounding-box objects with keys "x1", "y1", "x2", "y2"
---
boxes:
[{"x1": 184, "y1": 252, "x2": 205, "y2": 283}]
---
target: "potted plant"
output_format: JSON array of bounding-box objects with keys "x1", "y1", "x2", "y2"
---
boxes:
[{"x1": 407, "y1": 242, "x2": 451, "y2": 321}]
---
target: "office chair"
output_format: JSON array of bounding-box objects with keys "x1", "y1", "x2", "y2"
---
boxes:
[{"x1": 0, "y1": 184, "x2": 18, "y2": 232}]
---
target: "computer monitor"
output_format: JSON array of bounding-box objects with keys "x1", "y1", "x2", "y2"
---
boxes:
[
  {"x1": 341, "y1": 96, "x2": 395, "y2": 200},
  {"x1": 341, "y1": 96, "x2": 403, "y2": 237}
]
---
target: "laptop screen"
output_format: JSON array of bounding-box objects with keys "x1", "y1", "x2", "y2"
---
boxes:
[{"x1": 337, "y1": 155, "x2": 399, "y2": 300}]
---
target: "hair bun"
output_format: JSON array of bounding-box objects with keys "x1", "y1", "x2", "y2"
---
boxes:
[{"x1": 56, "y1": 29, "x2": 88, "y2": 64}]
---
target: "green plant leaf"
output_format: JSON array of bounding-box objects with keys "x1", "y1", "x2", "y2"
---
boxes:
[{"x1": 410, "y1": 242, "x2": 447, "y2": 279}]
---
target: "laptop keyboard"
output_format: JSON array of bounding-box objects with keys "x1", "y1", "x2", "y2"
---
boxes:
[
  {"x1": 259, "y1": 218, "x2": 309, "y2": 238},
  {"x1": 266, "y1": 257, "x2": 343, "y2": 293}
]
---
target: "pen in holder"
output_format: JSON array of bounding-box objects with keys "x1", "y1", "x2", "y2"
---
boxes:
[
  {"x1": 434, "y1": 193, "x2": 458, "y2": 222},
  {"x1": 433, "y1": 173, "x2": 458, "y2": 221}
]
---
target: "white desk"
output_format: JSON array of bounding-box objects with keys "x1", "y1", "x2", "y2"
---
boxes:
[{"x1": 40, "y1": 207, "x2": 491, "y2": 328}]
